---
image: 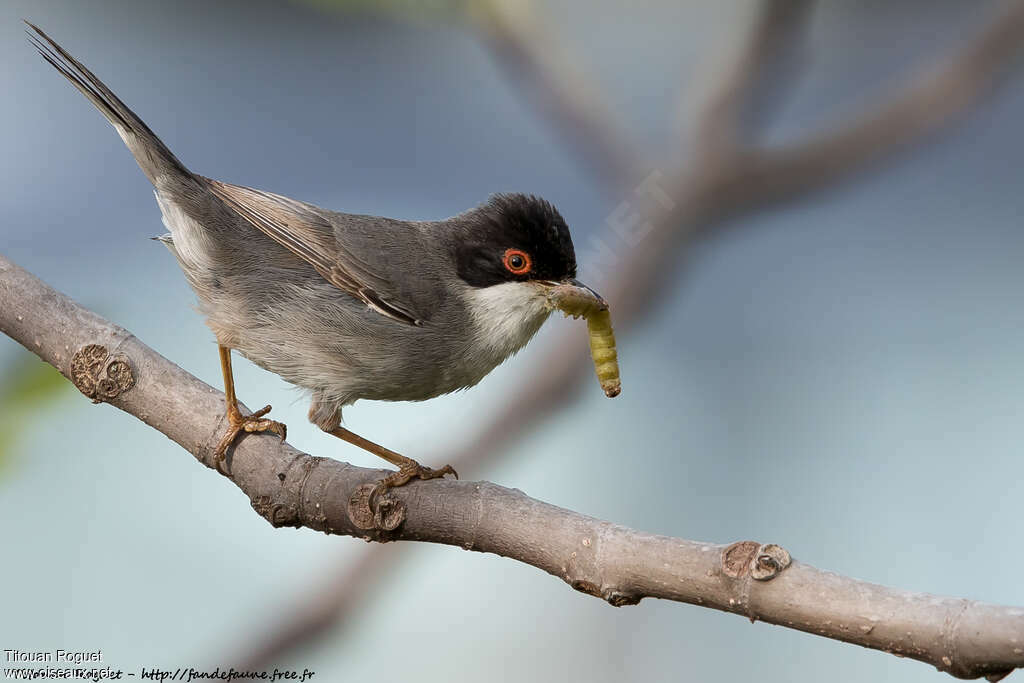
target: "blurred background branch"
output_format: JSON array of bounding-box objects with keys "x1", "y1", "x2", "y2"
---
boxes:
[
  {"x1": 692, "y1": 0, "x2": 817, "y2": 163},
  {"x1": 229, "y1": 0, "x2": 1024, "y2": 670},
  {"x1": 466, "y1": 0, "x2": 643, "y2": 188}
]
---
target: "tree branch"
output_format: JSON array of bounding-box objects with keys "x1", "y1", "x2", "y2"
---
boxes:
[
  {"x1": 2, "y1": 254, "x2": 1023, "y2": 680},
  {"x1": 703, "y1": 0, "x2": 1024, "y2": 214}
]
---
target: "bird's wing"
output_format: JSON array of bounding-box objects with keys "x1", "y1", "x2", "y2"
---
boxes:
[{"x1": 206, "y1": 179, "x2": 423, "y2": 326}]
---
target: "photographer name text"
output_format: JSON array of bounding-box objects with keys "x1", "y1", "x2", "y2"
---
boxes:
[{"x1": 4, "y1": 652, "x2": 102, "y2": 666}]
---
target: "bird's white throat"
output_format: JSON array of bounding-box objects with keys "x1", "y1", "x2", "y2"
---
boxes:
[{"x1": 463, "y1": 281, "x2": 551, "y2": 367}]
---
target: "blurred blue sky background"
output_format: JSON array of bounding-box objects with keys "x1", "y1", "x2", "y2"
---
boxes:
[{"x1": 1, "y1": 0, "x2": 1023, "y2": 681}]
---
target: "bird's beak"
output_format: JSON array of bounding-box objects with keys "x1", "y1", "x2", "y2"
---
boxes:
[
  {"x1": 537, "y1": 278, "x2": 609, "y2": 315},
  {"x1": 563, "y1": 278, "x2": 608, "y2": 309}
]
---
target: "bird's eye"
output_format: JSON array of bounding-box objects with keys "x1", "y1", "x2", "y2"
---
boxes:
[{"x1": 503, "y1": 248, "x2": 532, "y2": 275}]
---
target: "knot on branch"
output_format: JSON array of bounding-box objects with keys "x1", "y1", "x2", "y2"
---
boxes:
[
  {"x1": 347, "y1": 483, "x2": 406, "y2": 533},
  {"x1": 250, "y1": 495, "x2": 301, "y2": 528},
  {"x1": 69, "y1": 343, "x2": 134, "y2": 403},
  {"x1": 722, "y1": 541, "x2": 792, "y2": 581},
  {"x1": 569, "y1": 580, "x2": 641, "y2": 607}
]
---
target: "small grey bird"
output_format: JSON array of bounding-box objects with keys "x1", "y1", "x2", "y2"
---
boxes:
[{"x1": 28, "y1": 24, "x2": 607, "y2": 491}]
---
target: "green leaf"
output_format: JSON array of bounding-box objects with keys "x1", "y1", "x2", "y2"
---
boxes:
[
  {"x1": 0, "y1": 355, "x2": 68, "y2": 406},
  {"x1": 0, "y1": 353, "x2": 72, "y2": 475}
]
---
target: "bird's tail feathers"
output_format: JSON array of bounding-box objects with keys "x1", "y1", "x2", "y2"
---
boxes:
[{"x1": 26, "y1": 22, "x2": 191, "y2": 186}]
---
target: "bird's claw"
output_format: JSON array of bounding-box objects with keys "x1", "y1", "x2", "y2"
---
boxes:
[
  {"x1": 213, "y1": 404, "x2": 287, "y2": 474},
  {"x1": 369, "y1": 461, "x2": 458, "y2": 508}
]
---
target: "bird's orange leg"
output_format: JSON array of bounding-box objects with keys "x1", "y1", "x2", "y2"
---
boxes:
[
  {"x1": 213, "y1": 344, "x2": 286, "y2": 472},
  {"x1": 327, "y1": 426, "x2": 457, "y2": 494}
]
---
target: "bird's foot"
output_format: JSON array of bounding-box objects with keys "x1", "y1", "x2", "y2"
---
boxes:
[
  {"x1": 371, "y1": 460, "x2": 458, "y2": 505},
  {"x1": 213, "y1": 404, "x2": 287, "y2": 474}
]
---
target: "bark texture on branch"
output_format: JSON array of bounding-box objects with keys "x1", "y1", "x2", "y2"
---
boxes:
[{"x1": 2, "y1": 253, "x2": 1022, "y2": 680}]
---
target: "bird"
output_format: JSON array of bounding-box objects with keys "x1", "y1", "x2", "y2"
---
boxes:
[{"x1": 27, "y1": 23, "x2": 608, "y2": 493}]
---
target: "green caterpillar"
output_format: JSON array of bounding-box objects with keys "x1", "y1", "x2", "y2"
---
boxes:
[
  {"x1": 586, "y1": 309, "x2": 621, "y2": 397},
  {"x1": 547, "y1": 285, "x2": 621, "y2": 398}
]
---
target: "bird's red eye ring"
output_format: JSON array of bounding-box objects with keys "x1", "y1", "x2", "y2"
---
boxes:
[{"x1": 503, "y1": 248, "x2": 532, "y2": 275}]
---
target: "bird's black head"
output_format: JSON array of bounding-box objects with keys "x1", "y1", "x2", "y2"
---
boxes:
[{"x1": 454, "y1": 193, "x2": 577, "y2": 288}]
